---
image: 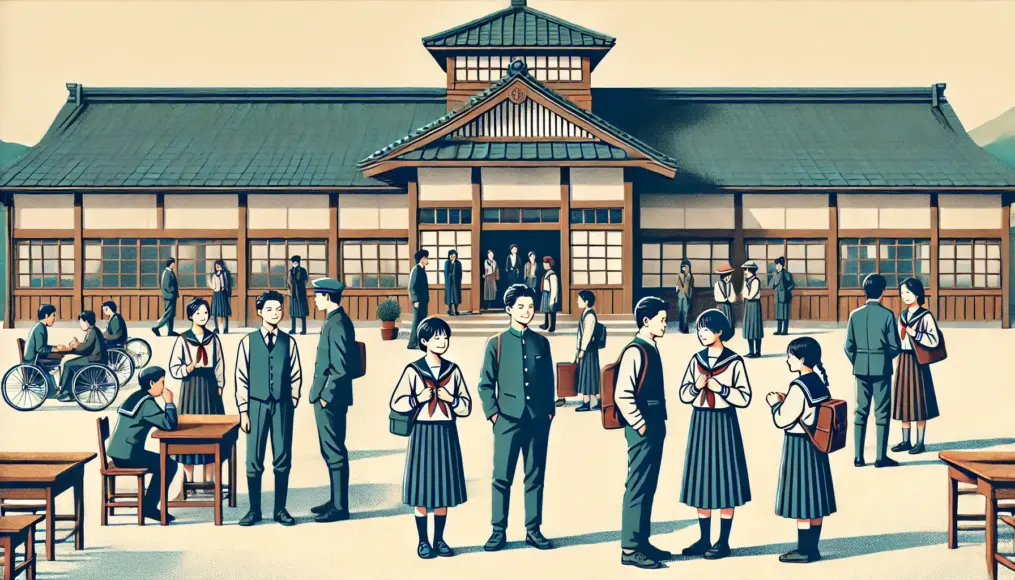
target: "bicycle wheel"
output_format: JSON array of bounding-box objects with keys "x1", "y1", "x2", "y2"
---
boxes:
[
  {"x1": 2, "y1": 364, "x2": 49, "y2": 411},
  {"x1": 72, "y1": 364, "x2": 120, "y2": 412},
  {"x1": 125, "y1": 338, "x2": 152, "y2": 368},
  {"x1": 107, "y1": 349, "x2": 136, "y2": 387}
]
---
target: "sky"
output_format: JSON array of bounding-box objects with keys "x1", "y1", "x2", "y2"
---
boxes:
[{"x1": 1, "y1": 0, "x2": 1014, "y2": 146}]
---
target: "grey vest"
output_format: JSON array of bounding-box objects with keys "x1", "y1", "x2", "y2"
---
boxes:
[{"x1": 247, "y1": 330, "x2": 292, "y2": 402}]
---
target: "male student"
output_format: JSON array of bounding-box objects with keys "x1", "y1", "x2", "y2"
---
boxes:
[
  {"x1": 152, "y1": 258, "x2": 179, "y2": 337},
  {"x1": 407, "y1": 250, "x2": 430, "y2": 350},
  {"x1": 478, "y1": 284, "x2": 555, "y2": 553},
  {"x1": 771, "y1": 257, "x2": 796, "y2": 336},
  {"x1": 57, "y1": 311, "x2": 107, "y2": 402},
  {"x1": 102, "y1": 301, "x2": 128, "y2": 348},
  {"x1": 25, "y1": 304, "x2": 62, "y2": 395}
]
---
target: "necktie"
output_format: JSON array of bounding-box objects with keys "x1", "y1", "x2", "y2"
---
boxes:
[{"x1": 267, "y1": 332, "x2": 275, "y2": 351}]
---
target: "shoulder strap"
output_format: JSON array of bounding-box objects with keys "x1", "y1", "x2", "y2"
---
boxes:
[{"x1": 618, "y1": 343, "x2": 650, "y2": 395}]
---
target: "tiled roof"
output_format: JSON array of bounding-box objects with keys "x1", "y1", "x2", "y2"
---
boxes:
[
  {"x1": 422, "y1": 0, "x2": 614, "y2": 49},
  {"x1": 394, "y1": 140, "x2": 630, "y2": 162}
]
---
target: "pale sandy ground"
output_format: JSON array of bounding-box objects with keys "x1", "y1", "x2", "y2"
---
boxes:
[{"x1": 0, "y1": 324, "x2": 1013, "y2": 580}]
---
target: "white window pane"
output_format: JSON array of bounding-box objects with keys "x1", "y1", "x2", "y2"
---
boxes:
[
  {"x1": 607, "y1": 259, "x2": 622, "y2": 272},
  {"x1": 467, "y1": 56, "x2": 478, "y2": 67},
  {"x1": 421, "y1": 231, "x2": 437, "y2": 245},
  {"x1": 438, "y1": 231, "x2": 455, "y2": 245},
  {"x1": 987, "y1": 260, "x2": 1001, "y2": 274},
  {"x1": 987, "y1": 243, "x2": 1001, "y2": 259},
  {"x1": 988, "y1": 274, "x2": 1001, "y2": 288},
  {"x1": 573, "y1": 258, "x2": 588, "y2": 271},
  {"x1": 974, "y1": 274, "x2": 986, "y2": 287},
  {"x1": 642, "y1": 274, "x2": 660, "y2": 288},
  {"x1": 956, "y1": 274, "x2": 972, "y2": 288},
  {"x1": 479, "y1": 56, "x2": 489, "y2": 67},
  {"x1": 536, "y1": 56, "x2": 546, "y2": 68},
  {"x1": 438, "y1": 273, "x2": 446, "y2": 285},
  {"x1": 398, "y1": 243, "x2": 410, "y2": 260},
  {"x1": 362, "y1": 244, "x2": 378, "y2": 260},
  {"x1": 458, "y1": 231, "x2": 471, "y2": 245},
  {"x1": 467, "y1": 69, "x2": 478, "y2": 81},
  {"x1": 343, "y1": 260, "x2": 361, "y2": 274},
  {"x1": 607, "y1": 272, "x2": 623, "y2": 284},
  {"x1": 643, "y1": 260, "x2": 661, "y2": 274},
  {"x1": 458, "y1": 245, "x2": 472, "y2": 259},
  {"x1": 61, "y1": 244, "x2": 74, "y2": 259},
  {"x1": 490, "y1": 56, "x2": 500, "y2": 68},
  {"x1": 642, "y1": 244, "x2": 660, "y2": 259},
  {"x1": 747, "y1": 244, "x2": 766, "y2": 260},
  {"x1": 662, "y1": 244, "x2": 682, "y2": 260},
  {"x1": 572, "y1": 231, "x2": 588, "y2": 245},
  {"x1": 535, "y1": 69, "x2": 547, "y2": 81},
  {"x1": 590, "y1": 271, "x2": 606, "y2": 284},
  {"x1": 689, "y1": 259, "x2": 708, "y2": 274},
  {"x1": 975, "y1": 260, "x2": 987, "y2": 274},
  {"x1": 526, "y1": 56, "x2": 536, "y2": 67},
  {"x1": 975, "y1": 244, "x2": 987, "y2": 259},
  {"x1": 559, "y1": 69, "x2": 571, "y2": 81},
  {"x1": 455, "y1": 69, "x2": 467, "y2": 81},
  {"x1": 786, "y1": 244, "x2": 805, "y2": 259},
  {"x1": 956, "y1": 244, "x2": 972, "y2": 259},
  {"x1": 380, "y1": 244, "x2": 398, "y2": 260},
  {"x1": 607, "y1": 246, "x2": 623, "y2": 258},
  {"x1": 460, "y1": 258, "x2": 472, "y2": 271},
  {"x1": 30, "y1": 245, "x2": 42, "y2": 259},
  {"x1": 85, "y1": 244, "x2": 101, "y2": 260},
  {"x1": 491, "y1": 69, "x2": 502, "y2": 81},
  {"x1": 574, "y1": 272, "x2": 589, "y2": 285},
  {"x1": 456, "y1": 58, "x2": 465, "y2": 69},
  {"x1": 547, "y1": 56, "x2": 557, "y2": 68},
  {"x1": 606, "y1": 231, "x2": 622, "y2": 246},
  {"x1": 685, "y1": 243, "x2": 710, "y2": 259},
  {"x1": 939, "y1": 243, "x2": 954, "y2": 259},
  {"x1": 589, "y1": 231, "x2": 606, "y2": 245},
  {"x1": 572, "y1": 68, "x2": 583, "y2": 81},
  {"x1": 956, "y1": 261, "x2": 972, "y2": 274},
  {"x1": 589, "y1": 258, "x2": 606, "y2": 271},
  {"x1": 479, "y1": 69, "x2": 489, "y2": 81},
  {"x1": 573, "y1": 245, "x2": 588, "y2": 258},
  {"x1": 810, "y1": 260, "x2": 826, "y2": 274},
  {"x1": 589, "y1": 246, "x2": 606, "y2": 258},
  {"x1": 426, "y1": 272, "x2": 438, "y2": 285},
  {"x1": 662, "y1": 260, "x2": 681, "y2": 274},
  {"x1": 571, "y1": 56, "x2": 582, "y2": 67},
  {"x1": 712, "y1": 244, "x2": 729, "y2": 259},
  {"x1": 343, "y1": 244, "x2": 360, "y2": 260},
  {"x1": 548, "y1": 69, "x2": 559, "y2": 81},
  {"x1": 661, "y1": 274, "x2": 679, "y2": 287}
]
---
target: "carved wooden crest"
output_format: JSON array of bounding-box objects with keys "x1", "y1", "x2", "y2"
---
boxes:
[{"x1": 508, "y1": 86, "x2": 527, "y2": 104}]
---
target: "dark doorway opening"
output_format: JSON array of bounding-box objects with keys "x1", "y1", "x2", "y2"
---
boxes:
[{"x1": 480, "y1": 230, "x2": 561, "y2": 310}]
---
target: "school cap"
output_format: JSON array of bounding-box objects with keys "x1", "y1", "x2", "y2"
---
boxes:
[
  {"x1": 741, "y1": 261, "x2": 759, "y2": 270},
  {"x1": 311, "y1": 278, "x2": 346, "y2": 295}
]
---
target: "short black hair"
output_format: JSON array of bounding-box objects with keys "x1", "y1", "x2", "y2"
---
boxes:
[
  {"x1": 680, "y1": 259, "x2": 691, "y2": 271},
  {"x1": 577, "y1": 289, "x2": 596, "y2": 307},
  {"x1": 900, "y1": 277, "x2": 926, "y2": 306},
  {"x1": 447, "y1": 249, "x2": 457, "y2": 258},
  {"x1": 37, "y1": 304, "x2": 56, "y2": 320},
  {"x1": 414, "y1": 249, "x2": 429, "y2": 262},
  {"x1": 635, "y1": 296, "x2": 668, "y2": 329},
  {"x1": 416, "y1": 317, "x2": 452, "y2": 351},
  {"x1": 775, "y1": 256, "x2": 786, "y2": 267},
  {"x1": 290, "y1": 255, "x2": 302, "y2": 264},
  {"x1": 186, "y1": 298, "x2": 210, "y2": 320},
  {"x1": 256, "y1": 290, "x2": 285, "y2": 312},
  {"x1": 696, "y1": 308, "x2": 734, "y2": 342},
  {"x1": 101, "y1": 300, "x2": 117, "y2": 313},
  {"x1": 165, "y1": 258, "x2": 175, "y2": 268},
  {"x1": 503, "y1": 284, "x2": 536, "y2": 308},
  {"x1": 510, "y1": 244, "x2": 519, "y2": 251},
  {"x1": 138, "y1": 366, "x2": 166, "y2": 393},
  {"x1": 78, "y1": 310, "x2": 97, "y2": 326},
  {"x1": 314, "y1": 290, "x2": 342, "y2": 304},
  {"x1": 862, "y1": 274, "x2": 887, "y2": 299}
]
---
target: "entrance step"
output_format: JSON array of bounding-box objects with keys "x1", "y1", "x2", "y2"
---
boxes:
[{"x1": 400, "y1": 313, "x2": 637, "y2": 337}]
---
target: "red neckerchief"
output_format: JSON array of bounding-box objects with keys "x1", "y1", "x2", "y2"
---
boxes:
[
  {"x1": 694, "y1": 355, "x2": 736, "y2": 408},
  {"x1": 419, "y1": 370, "x2": 455, "y2": 417}
]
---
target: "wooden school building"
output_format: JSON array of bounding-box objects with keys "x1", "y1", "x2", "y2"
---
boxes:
[{"x1": 2, "y1": 0, "x2": 1015, "y2": 327}]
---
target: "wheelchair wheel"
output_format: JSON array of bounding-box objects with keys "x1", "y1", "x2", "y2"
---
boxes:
[
  {"x1": 2, "y1": 363, "x2": 49, "y2": 411},
  {"x1": 124, "y1": 337, "x2": 152, "y2": 369},
  {"x1": 72, "y1": 364, "x2": 119, "y2": 412},
  {"x1": 107, "y1": 348, "x2": 136, "y2": 387}
]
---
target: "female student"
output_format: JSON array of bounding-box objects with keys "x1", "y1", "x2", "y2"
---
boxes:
[
  {"x1": 678, "y1": 309, "x2": 752, "y2": 560},
  {"x1": 169, "y1": 298, "x2": 226, "y2": 493},
  {"x1": 741, "y1": 261, "x2": 764, "y2": 358},
  {"x1": 208, "y1": 259, "x2": 231, "y2": 334},
  {"x1": 539, "y1": 256, "x2": 561, "y2": 332},
  {"x1": 766, "y1": 336, "x2": 836, "y2": 563},
  {"x1": 524, "y1": 251, "x2": 540, "y2": 307},
  {"x1": 713, "y1": 263, "x2": 737, "y2": 331},
  {"x1": 892, "y1": 277, "x2": 940, "y2": 455},
  {"x1": 574, "y1": 289, "x2": 601, "y2": 412},
  {"x1": 444, "y1": 250, "x2": 463, "y2": 316},
  {"x1": 389, "y1": 317, "x2": 471, "y2": 559},
  {"x1": 483, "y1": 249, "x2": 499, "y2": 311}
]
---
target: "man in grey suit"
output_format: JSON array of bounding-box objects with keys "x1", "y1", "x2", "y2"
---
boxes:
[
  {"x1": 407, "y1": 249, "x2": 430, "y2": 350},
  {"x1": 844, "y1": 273, "x2": 901, "y2": 468},
  {"x1": 152, "y1": 258, "x2": 179, "y2": 337}
]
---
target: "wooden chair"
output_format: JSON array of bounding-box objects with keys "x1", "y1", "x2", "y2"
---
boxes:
[
  {"x1": 0, "y1": 515, "x2": 43, "y2": 580},
  {"x1": 96, "y1": 417, "x2": 147, "y2": 526},
  {"x1": 953, "y1": 480, "x2": 1015, "y2": 534}
]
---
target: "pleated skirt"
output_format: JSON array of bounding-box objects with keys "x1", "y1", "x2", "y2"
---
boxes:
[
  {"x1": 680, "y1": 407, "x2": 752, "y2": 510},
  {"x1": 576, "y1": 348, "x2": 601, "y2": 396},
  {"x1": 211, "y1": 291, "x2": 231, "y2": 318},
  {"x1": 892, "y1": 351, "x2": 940, "y2": 422},
  {"x1": 483, "y1": 278, "x2": 498, "y2": 301},
  {"x1": 540, "y1": 290, "x2": 560, "y2": 313},
  {"x1": 775, "y1": 299, "x2": 791, "y2": 321},
  {"x1": 402, "y1": 422, "x2": 468, "y2": 509},
  {"x1": 718, "y1": 303, "x2": 736, "y2": 331},
  {"x1": 175, "y1": 368, "x2": 224, "y2": 465},
  {"x1": 289, "y1": 292, "x2": 310, "y2": 319},
  {"x1": 775, "y1": 433, "x2": 837, "y2": 520},
  {"x1": 742, "y1": 300, "x2": 764, "y2": 340}
]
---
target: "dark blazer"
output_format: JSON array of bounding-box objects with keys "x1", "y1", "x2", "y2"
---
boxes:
[
  {"x1": 504, "y1": 253, "x2": 523, "y2": 283},
  {"x1": 309, "y1": 307, "x2": 359, "y2": 407},
  {"x1": 24, "y1": 322, "x2": 52, "y2": 363},
  {"x1": 103, "y1": 313, "x2": 127, "y2": 346},
  {"x1": 443, "y1": 259, "x2": 463, "y2": 303},
  {"x1": 844, "y1": 300, "x2": 901, "y2": 377},
  {"x1": 161, "y1": 268, "x2": 179, "y2": 300},
  {"x1": 107, "y1": 392, "x2": 178, "y2": 461},
  {"x1": 477, "y1": 328, "x2": 555, "y2": 420},
  {"x1": 771, "y1": 270, "x2": 796, "y2": 304},
  {"x1": 68, "y1": 327, "x2": 107, "y2": 363},
  {"x1": 408, "y1": 264, "x2": 429, "y2": 305}
]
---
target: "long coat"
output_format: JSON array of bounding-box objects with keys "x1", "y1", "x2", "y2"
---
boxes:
[
  {"x1": 504, "y1": 254, "x2": 524, "y2": 285},
  {"x1": 444, "y1": 259, "x2": 463, "y2": 306},
  {"x1": 771, "y1": 269, "x2": 796, "y2": 320},
  {"x1": 287, "y1": 266, "x2": 309, "y2": 319}
]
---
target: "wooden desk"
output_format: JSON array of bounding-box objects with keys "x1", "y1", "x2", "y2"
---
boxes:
[
  {"x1": 152, "y1": 415, "x2": 239, "y2": 526},
  {"x1": 939, "y1": 451, "x2": 1015, "y2": 580},
  {"x1": 0, "y1": 515, "x2": 43, "y2": 580},
  {"x1": 0, "y1": 452, "x2": 95, "y2": 562}
]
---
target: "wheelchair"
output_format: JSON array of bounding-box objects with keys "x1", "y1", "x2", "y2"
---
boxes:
[
  {"x1": 2, "y1": 338, "x2": 121, "y2": 412},
  {"x1": 123, "y1": 337, "x2": 152, "y2": 369}
]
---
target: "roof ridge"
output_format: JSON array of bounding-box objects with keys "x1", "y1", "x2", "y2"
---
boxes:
[
  {"x1": 67, "y1": 85, "x2": 448, "y2": 103},
  {"x1": 591, "y1": 85, "x2": 947, "y2": 103}
]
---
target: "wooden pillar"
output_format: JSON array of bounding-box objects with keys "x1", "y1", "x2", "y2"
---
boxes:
[
  {"x1": 4, "y1": 197, "x2": 12, "y2": 328},
  {"x1": 237, "y1": 193, "x2": 248, "y2": 326},
  {"x1": 827, "y1": 193, "x2": 839, "y2": 322},
  {"x1": 155, "y1": 192, "x2": 165, "y2": 229},
  {"x1": 1002, "y1": 201, "x2": 1010, "y2": 328},
  {"x1": 408, "y1": 174, "x2": 419, "y2": 266},
  {"x1": 328, "y1": 192, "x2": 339, "y2": 279},
  {"x1": 732, "y1": 193, "x2": 745, "y2": 290},
  {"x1": 470, "y1": 168, "x2": 482, "y2": 314},
  {"x1": 560, "y1": 168, "x2": 571, "y2": 315},
  {"x1": 930, "y1": 193, "x2": 939, "y2": 314},
  {"x1": 622, "y1": 172, "x2": 635, "y2": 313},
  {"x1": 73, "y1": 192, "x2": 83, "y2": 316}
]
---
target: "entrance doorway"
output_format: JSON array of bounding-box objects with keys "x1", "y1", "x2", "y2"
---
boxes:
[{"x1": 480, "y1": 230, "x2": 561, "y2": 310}]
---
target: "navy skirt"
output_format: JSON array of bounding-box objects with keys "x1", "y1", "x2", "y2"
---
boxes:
[
  {"x1": 402, "y1": 422, "x2": 468, "y2": 509},
  {"x1": 211, "y1": 291, "x2": 231, "y2": 318},
  {"x1": 174, "y1": 368, "x2": 224, "y2": 465},
  {"x1": 775, "y1": 433, "x2": 837, "y2": 520},
  {"x1": 540, "y1": 290, "x2": 560, "y2": 313},
  {"x1": 576, "y1": 348, "x2": 601, "y2": 396},
  {"x1": 718, "y1": 303, "x2": 736, "y2": 331},
  {"x1": 742, "y1": 300, "x2": 764, "y2": 340},
  {"x1": 680, "y1": 407, "x2": 752, "y2": 510}
]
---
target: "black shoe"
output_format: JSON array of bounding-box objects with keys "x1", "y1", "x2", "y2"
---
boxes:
[
  {"x1": 151, "y1": 327, "x2": 160, "y2": 337},
  {"x1": 311, "y1": 501, "x2": 334, "y2": 515},
  {"x1": 434, "y1": 540, "x2": 455, "y2": 557},
  {"x1": 703, "y1": 542, "x2": 731, "y2": 560},
  {"x1": 289, "y1": 328, "x2": 296, "y2": 335},
  {"x1": 681, "y1": 539, "x2": 711, "y2": 557},
  {"x1": 575, "y1": 404, "x2": 591, "y2": 413},
  {"x1": 238, "y1": 510, "x2": 262, "y2": 527},
  {"x1": 555, "y1": 398, "x2": 566, "y2": 408},
  {"x1": 875, "y1": 457, "x2": 900, "y2": 468},
  {"x1": 417, "y1": 540, "x2": 437, "y2": 559},
  {"x1": 167, "y1": 331, "x2": 179, "y2": 337},
  {"x1": 538, "y1": 325, "x2": 548, "y2": 330},
  {"x1": 274, "y1": 509, "x2": 296, "y2": 526},
  {"x1": 891, "y1": 441, "x2": 912, "y2": 453},
  {"x1": 642, "y1": 543, "x2": 672, "y2": 562},
  {"x1": 854, "y1": 457, "x2": 866, "y2": 467},
  {"x1": 779, "y1": 549, "x2": 816, "y2": 563},
  {"x1": 908, "y1": 442, "x2": 926, "y2": 455},
  {"x1": 314, "y1": 508, "x2": 349, "y2": 523},
  {"x1": 57, "y1": 394, "x2": 74, "y2": 403},
  {"x1": 525, "y1": 529, "x2": 553, "y2": 550},
  {"x1": 484, "y1": 531, "x2": 506, "y2": 552},
  {"x1": 621, "y1": 551, "x2": 662, "y2": 569}
]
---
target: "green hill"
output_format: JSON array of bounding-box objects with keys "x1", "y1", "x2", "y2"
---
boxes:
[
  {"x1": 984, "y1": 136, "x2": 1015, "y2": 167},
  {"x1": 0, "y1": 139, "x2": 30, "y2": 166}
]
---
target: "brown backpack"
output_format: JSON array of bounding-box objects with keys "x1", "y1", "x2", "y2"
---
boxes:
[
  {"x1": 600, "y1": 343, "x2": 649, "y2": 430},
  {"x1": 803, "y1": 399, "x2": 848, "y2": 454}
]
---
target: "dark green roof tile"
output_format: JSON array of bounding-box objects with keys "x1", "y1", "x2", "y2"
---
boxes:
[{"x1": 422, "y1": 2, "x2": 614, "y2": 49}]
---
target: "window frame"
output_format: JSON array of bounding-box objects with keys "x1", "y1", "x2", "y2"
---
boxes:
[
  {"x1": 938, "y1": 238, "x2": 1002, "y2": 289},
  {"x1": 248, "y1": 239, "x2": 327, "y2": 290},
  {"x1": 839, "y1": 238, "x2": 931, "y2": 290},
  {"x1": 640, "y1": 240, "x2": 731, "y2": 290},
  {"x1": 340, "y1": 240, "x2": 410, "y2": 289},
  {"x1": 418, "y1": 208, "x2": 473, "y2": 226},
  {"x1": 420, "y1": 231, "x2": 473, "y2": 286},
  {"x1": 745, "y1": 238, "x2": 828, "y2": 289},
  {"x1": 82, "y1": 238, "x2": 238, "y2": 290},
  {"x1": 482, "y1": 207, "x2": 560, "y2": 224},
  {"x1": 571, "y1": 230, "x2": 623, "y2": 286},
  {"x1": 454, "y1": 55, "x2": 583, "y2": 83},
  {"x1": 570, "y1": 208, "x2": 623, "y2": 225},
  {"x1": 16, "y1": 239, "x2": 74, "y2": 289}
]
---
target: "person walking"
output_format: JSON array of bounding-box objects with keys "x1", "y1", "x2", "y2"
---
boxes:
[
  {"x1": 152, "y1": 258, "x2": 179, "y2": 337},
  {"x1": 407, "y1": 250, "x2": 431, "y2": 350},
  {"x1": 286, "y1": 256, "x2": 310, "y2": 335}
]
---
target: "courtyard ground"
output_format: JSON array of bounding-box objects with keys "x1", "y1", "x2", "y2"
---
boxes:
[{"x1": 0, "y1": 322, "x2": 1012, "y2": 580}]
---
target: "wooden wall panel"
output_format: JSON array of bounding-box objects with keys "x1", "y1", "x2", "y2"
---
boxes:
[
  {"x1": 341, "y1": 292, "x2": 412, "y2": 322},
  {"x1": 936, "y1": 294, "x2": 1002, "y2": 322},
  {"x1": 14, "y1": 293, "x2": 75, "y2": 322},
  {"x1": 757, "y1": 290, "x2": 828, "y2": 321},
  {"x1": 427, "y1": 288, "x2": 474, "y2": 314},
  {"x1": 568, "y1": 287, "x2": 624, "y2": 315}
]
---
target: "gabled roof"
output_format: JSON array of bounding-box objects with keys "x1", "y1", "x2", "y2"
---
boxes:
[{"x1": 358, "y1": 61, "x2": 677, "y2": 178}]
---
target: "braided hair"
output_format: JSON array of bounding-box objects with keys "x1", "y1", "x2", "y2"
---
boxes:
[{"x1": 787, "y1": 336, "x2": 830, "y2": 386}]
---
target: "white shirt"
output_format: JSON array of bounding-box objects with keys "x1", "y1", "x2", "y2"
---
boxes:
[
  {"x1": 900, "y1": 308, "x2": 940, "y2": 351},
  {"x1": 679, "y1": 348, "x2": 752, "y2": 410},
  {"x1": 542, "y1": 271, "x2": 559, "y2": 304},
  {"x1": 234, "y1": 327, "x2": 303, "y2": 413},
  {"x1": 714, "y1": 280, "x2": 736, "y2": 304},
  {"x1": 390, "y1": 360, "x2": 472, "y2": 422},
  {"x1": 616, "y1": 333, "x2": 658, "y2": 432},
  {"x1": 771, "y1": 378, "x2": 822, "y2": 434},
  {"x1": 742, "y1": 276, "x2": 760, "y2": 300}
]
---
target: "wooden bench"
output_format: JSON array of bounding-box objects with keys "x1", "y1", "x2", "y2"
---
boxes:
[
  {"x1": 0, "y1": 515, "x2": 43, "y2": 580},
  {"x1": 96, "y1": 418, "x2": 147, "y2": 526}
]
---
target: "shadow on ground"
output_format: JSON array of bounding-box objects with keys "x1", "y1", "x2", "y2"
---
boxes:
[
  {"x1": 729, "y1": 529, "x2": 981, "y2": 561},
  {"x1": 455, "y1": 519, "x2": 697, "y2": 555}
]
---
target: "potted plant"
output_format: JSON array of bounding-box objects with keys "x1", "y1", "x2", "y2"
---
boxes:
[{"x1": 376, "y1": 299, "x2": 401, "y2": 341}]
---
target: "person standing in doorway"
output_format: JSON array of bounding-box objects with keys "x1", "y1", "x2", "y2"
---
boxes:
[
  {"x1": 152, "y1": 258, "x2": 179, "y2": 337},
  {"x1": 524, "y1": 251, "x2": 541, "y2": 309},
  {"x1": 444, "y1": 250, "x2": 463, "y2": 316},
  {"x1": 713, "y1": 263, "x2": 737, "y2": 332},
  {"x1": 478, "y1": 284, "x2": 555, "y2": 553},
  {"x1": 844, "y1": 274, "x2": 900, "y2": 468},
  {"x1": 209, "y1": 260, "x2": 232, "y2": 334},
  {"x1": 572, "y1": 290, "x2": 602, "y2": 412},
  {"x1": 892, "y1": 277, "x2": 941, "y2": 455},
  {"x1": 483, "y1": 249, "x2": 500, "y2": 311},
  {"x1": 675, "y1": 259, "x2": 694, "y2": 333},
  {"x1": 408, "y1": 250, "x2": 431, "y2": 350},
  {"x1": 505, "y1": 244, "x2": 523, "y2": 286},
  {"x1": 539, "y1": 257, "x2": 560, "y2": 333},
  {"x1": 741, "y1": 261, "x2": 764, "y2": 358},
  {"x1": 771, "y1": 257, "x2": 795, "y2": 336},
  {"x1": 286, "y1": 256, "x2": 310, "y2": 336}
]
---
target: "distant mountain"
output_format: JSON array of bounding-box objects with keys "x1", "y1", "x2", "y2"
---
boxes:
[
  {"x1": 0, "y1": 139, "x2": 29, "y2": 166},
  {"x1": 971, "y1": 107, "x2": 1015, "y2": 169},
  {"x1": 984, "y1": 136, "x2": 1015, "y2": 167}
]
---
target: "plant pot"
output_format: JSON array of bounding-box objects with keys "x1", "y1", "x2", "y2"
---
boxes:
[{"x1": 380, "y1": 320, "x2": 398, "y2": 341}]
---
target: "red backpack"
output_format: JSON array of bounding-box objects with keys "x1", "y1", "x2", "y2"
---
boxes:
[{"x1": 600, "y1": 343, "x2": 649, "y2": 430}]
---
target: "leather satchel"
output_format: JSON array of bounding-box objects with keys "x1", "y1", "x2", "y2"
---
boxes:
[
  {"x1": 556, "y1": 362, "x2": 578, "y2": 398},
  {"x1": 902, "y1": 323, "x2": 947, "y2": 365},
  {"x1": 352, "y1": 341, "x2": 367, "y2": 379}
]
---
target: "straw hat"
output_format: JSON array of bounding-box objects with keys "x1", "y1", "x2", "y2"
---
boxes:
[{"x1": 714, "y1": 262, "x2": 734, "y2": 275}]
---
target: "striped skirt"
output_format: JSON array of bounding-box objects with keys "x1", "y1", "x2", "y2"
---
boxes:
[
  {"x1": 742, "y1": 300, "x2": 764, "y2": 340},
  {"x1": 775, "y1": 433, "x2": 837, "y2": 520},
  {"x1": 718, "y1": 303, "x2": 736, "y2": 331},
  {"x1": 289, "y1": 291, "x2": 310, "y2": 319},
  {"x1": 576, "y1": 348, "x2": 601, "y2": 396},
  {"x1": 174, "y1": 368, "x2": 224, "y2": 465},
  {"x1": 775, "y1": 299, "x2": 791, "y2": 321},
  {"x1": 540, "y1": 290, "x2": 561, "y2": 313},
  {"x1": 211, "y1": 291, "x2": 231, "y2": 318},
  {"x1": 402, "y1": 422, "x2": 468, "y2": 509},
  {"x1": 892, "y1": 351, "x2": 940, "y2": 422},
  {"x1": 680, "y1": 407, "x2": 752, "y2": 510}
]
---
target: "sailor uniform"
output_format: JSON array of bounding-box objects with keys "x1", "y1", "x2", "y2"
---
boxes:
[
  {"x1": 893, "y1": 308, "x2": 940, "y2": 422},
  {"x1": 169, "y1": 328, "x2": 226, "y2": 464},
  {"x1": 575, "y1": 309, "x2": 601, "y2": 396},
  {"x1": 678, "y1": 348, "x2": 752, "y2": 510},
  {"x1": 540, "y1": 270, "x2": 561, "y2": 314},
  {"x1": 210, "y1": 271, "x2": 232, "y2": 319},
  {"x1": 713, "y1": 280, "x2": 737, "y2": 331},
  {"x1": 107, "y1": 391, "x2": 179, "y2": 513},
  {"x1": 741, "y1": 276, "x2": 763, "y2": 340}
]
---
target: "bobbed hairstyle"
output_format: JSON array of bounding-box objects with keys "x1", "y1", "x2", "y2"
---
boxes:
[
  {"x1": 787, "y1": 336, "x2": 830, "y2": 386},
  {"x1": 862, "y1": 273, "x2": 887, "y2": 300},
  {"x1": 577, "y1": 289, "x2": 596, "y2": 307},
  {"x1": 447, "y1": 249, "x2": 457, "y2": 258},
  {"x1": 416, "y1": 317, "x2": 452, "y2": 352},
  {"x1": 503, "y1": 284, "x2": 536, "y2": 308},
  {"x1": 37, "y1": 304, "x2": 56, "y2": 320},
  {"x1": 165, "y1": 258, "x2": 175, "y2": 268},
  {"x1": 542, "y1": 256, "x2": 555, "y2": 268},
  {"x1": 899, "y1": 277, "x2": 926, "y2": 306},
  {"x1": 290, "y1": 255, "x2": 302, "y2": 264},
  {"x1": 101, "y1": 300, "x2": 117, "y2": 313},
  {"x1": 78, "y1": 310, "x2": 97, "y2": 326},
  {"x1": 680, "y1": 259, "x2": 691, "y2": 271},
  {"x1": 634, "y1": 296, "x2": 668, "y2": 329},
  {"x1": 695, "y1": 308, "x2": 734, "y2": 342},
  {"x1": 186, "y1": 298, "x2": 210, "y2": 321},
  {"x1": 138, "y1": 366, "x2": 167, "y2": 393},
  {"x1": 255, "y1": 290, "x2": 285, "y2": 312}
]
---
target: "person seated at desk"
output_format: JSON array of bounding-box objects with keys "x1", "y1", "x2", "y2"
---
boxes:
[
  {"x1": 107, "y1": 366, "x2": 179, "y2": 522},
  {"x1": 55, "y1": 310, "x2": 107, "y2": 403},
  {"x1": 101, "y1": 301, "x2": 127, "y2": 348}
]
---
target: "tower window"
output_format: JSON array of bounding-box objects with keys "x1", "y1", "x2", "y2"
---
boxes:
[{"x1": 455, "y1": 55, "x2": 583, "y2": 83}]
